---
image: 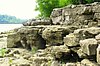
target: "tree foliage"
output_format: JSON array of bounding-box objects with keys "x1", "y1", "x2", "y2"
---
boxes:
[
  {"x1": 36, "y1": 0, "x2": 100, "y2": 18},
  {"x1": 35, "y1": 0, "x2": 59, "y2": 18},
  {"x1": 59, "y1": 0, "x2": 79, "y2": 7}
]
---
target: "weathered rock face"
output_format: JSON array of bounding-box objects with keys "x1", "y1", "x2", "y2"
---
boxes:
[
  {"x1": 7, "y1": 33, "x2": 21, "y2": 48},
  {"x1": 6, "y1": 26, "x2": 78, "y2": 49},
  {"x1": 31, "y1": 57, "x2": 53, "y2": 66},
  {"x1": 42, "y1": 26, "x2": 77, "y2": 46},
  {"x1": 1, "y1": 2, "x2": 100, "y2": 66},
  {"x1": 17, "y1": 27, "x2": 46, "y2": 50},
  {"x1": 74, "y1": 27, "x2": 100, "y2": 40},
  {"x1": 44, "y1": 45, "x2": 70, "y2": 59},
  {"x1": 50, "y1": 2, "x2": 100, "y2": 27},
  {"x1": 23, "y1": 18, "x2": 52, "y2": 26},
  {"x1": 64, "y1": 33, "x2": 79, "y2": 47},
  {"x1": 50, "y1": 8, "x2": 63, "y2": 25}
]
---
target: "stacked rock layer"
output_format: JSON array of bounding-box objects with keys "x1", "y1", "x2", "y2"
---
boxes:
[{"x1": 1, "y1": 2, "x2": 100, "y2": 66}]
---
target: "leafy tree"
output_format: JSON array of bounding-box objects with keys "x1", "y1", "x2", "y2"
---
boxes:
[
  {"x1": 59, "y1": 0, "x2": 79, "y2": 7},
  {"x1": 36, "y1": 0, "x2": 100, "y2": 18},
  {"x1": 35, "y1": 0, "x2": 59, "y2": 18}
]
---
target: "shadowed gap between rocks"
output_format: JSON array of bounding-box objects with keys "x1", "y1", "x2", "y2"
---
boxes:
[{"x1": 55, "y1": 50, "x2": 83, "y2": 63}]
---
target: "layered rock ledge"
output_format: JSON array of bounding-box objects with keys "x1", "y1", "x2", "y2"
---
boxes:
[{"x1": 1, "y1": 2, "x2": 100, "y2": 66}]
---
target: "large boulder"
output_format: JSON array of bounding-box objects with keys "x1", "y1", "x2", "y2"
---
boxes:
[
  {"x1": 42, "y1": 26, "x2": 77, "y2": 46},
  {"x1": 44, "y1": 45, "x2": 70, "y2": 59},
  {"x1": 50, "y1": 8, "x2": 63, "y2": 25},
  {"x1": 7, "y1": 33, "x2": 20, "y2": 48},
  {"x1": 74, "y1": 27, "x2": 100, "y2": 40},
  {"x1": 80, "y1": 38, "x2": 98, "y2": 55},
  {"x1": 17, "y1": 27, "x2": 46, "y2": 50}
]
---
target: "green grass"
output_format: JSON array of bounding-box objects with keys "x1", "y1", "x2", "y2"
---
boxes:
[{"x1": 31, "y1": 46, "x2": 38, "y2": 54}]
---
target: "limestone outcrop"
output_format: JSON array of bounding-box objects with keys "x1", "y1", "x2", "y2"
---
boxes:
[
  {"x1": 42, "y1": 26, "x2": 77, "y2": 46},
  {"x1": 51, "y1": 2, "x2": 100, "y2": 28},
  {"x1": 23, "y1": 18, "x2": 52, "y2": 26},
  {"x1": 1, "y1": 2, "x2": 100, "y2": 66}
]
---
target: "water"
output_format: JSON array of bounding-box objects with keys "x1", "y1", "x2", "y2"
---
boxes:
[{"x1": 0, "y1": 24, "x2": 23, "y2": 32}]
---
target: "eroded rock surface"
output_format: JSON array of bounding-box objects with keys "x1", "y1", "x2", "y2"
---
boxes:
[{"x1": 1, "y1": 2, "x2": 100, "y2": 66}]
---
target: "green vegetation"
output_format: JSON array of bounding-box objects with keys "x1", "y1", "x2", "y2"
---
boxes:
[
  {"x1": 35, "y1": 0, "x2": 99, "y2": 18},
  {"x1": 35, "y1": 0, "x2": 59, "y2": 18},
  {"x1": 9, "y1": 59, "x2": 13, "y2": 65},
  {"x1": 0, "y1": 14, "x2": 27, "y2": 24},
  {"x1": 59, "y1": 0, "x2": 79, "y2": 7},
  {"x1": 0, "y1": 48, "x2": 7, "y2": 57},
  {"x1": 31, "y1": 46, "x2": 38, "y2": 54}
]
